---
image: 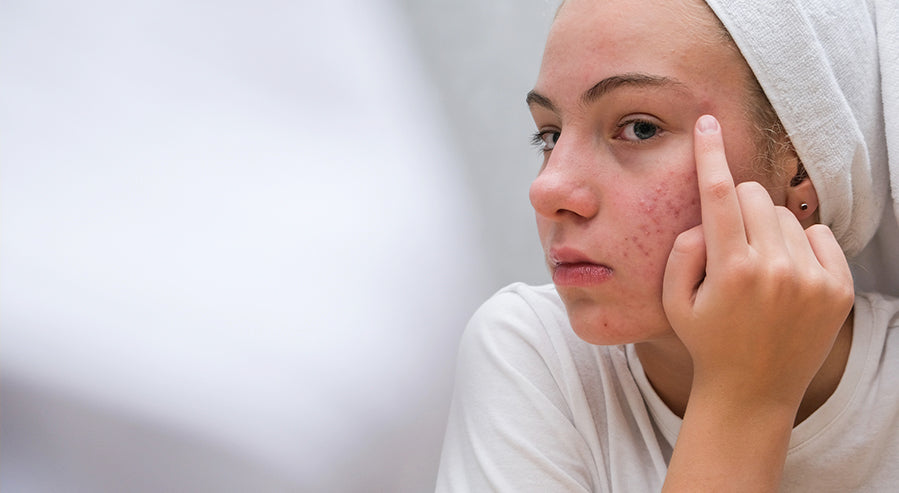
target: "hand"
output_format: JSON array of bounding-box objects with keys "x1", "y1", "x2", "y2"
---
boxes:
[{"x1": 662, "y1": 114, "x2": 854, "y2": 412}]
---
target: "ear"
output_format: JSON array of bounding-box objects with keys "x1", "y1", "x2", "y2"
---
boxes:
[{"x1": 785, "y1": 161, "x2": 819, "y2": 228}]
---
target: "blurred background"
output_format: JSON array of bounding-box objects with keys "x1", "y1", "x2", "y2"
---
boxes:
[{"x1": 1, "y1": 0, "x2": 557, "y2": 491}]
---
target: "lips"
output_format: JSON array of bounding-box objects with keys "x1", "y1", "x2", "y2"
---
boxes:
[{"x1": 549, "y1": 247, "x2": 613, "y2": 286}]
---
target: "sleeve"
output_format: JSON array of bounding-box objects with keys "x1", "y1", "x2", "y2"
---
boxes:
[{"x1": 435, "y1": 288, "x2": 596, "y2": 492}]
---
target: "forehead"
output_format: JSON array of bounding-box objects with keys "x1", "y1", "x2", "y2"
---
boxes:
[{"x1": 536, "y1": 0, "x2": 745, "y2": 106}]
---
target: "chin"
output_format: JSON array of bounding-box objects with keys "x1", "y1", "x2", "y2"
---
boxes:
[
  {"x1": 565, "y1": 304, "x2": 671, "y2": 346},
  {"x1": 569, "y1": 316, "x2": 639, "y2": 346}
]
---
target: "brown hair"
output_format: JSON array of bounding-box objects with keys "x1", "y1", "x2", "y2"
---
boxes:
[{"x1": 681, "y1": 0, "x2": 795, "y2": 180}]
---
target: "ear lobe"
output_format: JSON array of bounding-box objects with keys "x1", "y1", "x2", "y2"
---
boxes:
[{"x1": 786, "y1": 176, "x2": 819, "y2": 222}]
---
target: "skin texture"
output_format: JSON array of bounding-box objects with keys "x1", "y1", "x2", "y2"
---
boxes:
[
  {"x1": 528, "y1": 0, "x2": 855, "y2": 489},
  {"x1": 529, "y1": 0, "x2": 780, "y2": 346}
]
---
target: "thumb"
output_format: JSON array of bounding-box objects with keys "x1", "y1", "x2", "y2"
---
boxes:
[{"x1": 663, "y1": 225, "x2": 707, "y2": 324}]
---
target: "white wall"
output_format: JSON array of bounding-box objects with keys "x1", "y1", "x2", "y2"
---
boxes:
[
  {"x1": 400, "y1": 0, "x2": 557, "y2": 287},
  {"x1": 0, "y1": 0, "x2": 557, "y2": 491}
]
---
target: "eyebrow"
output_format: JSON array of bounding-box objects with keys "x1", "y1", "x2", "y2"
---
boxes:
[{"x1": 525, "y1": 73, "x2": 685, "y2": 111}]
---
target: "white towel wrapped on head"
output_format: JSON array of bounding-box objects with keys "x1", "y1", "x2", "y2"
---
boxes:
[{"x1": 705, "y1": 0, "x2": 899, "y2": 295}]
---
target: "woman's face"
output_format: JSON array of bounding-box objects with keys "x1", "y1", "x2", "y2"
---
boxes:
[{"x1": 529, "y1": 0, "x2": 785, "y2": 345}]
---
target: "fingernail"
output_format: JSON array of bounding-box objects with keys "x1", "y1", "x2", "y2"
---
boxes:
[{"x1": 697, "y1": 115, "x2": 719, "y2": 134}]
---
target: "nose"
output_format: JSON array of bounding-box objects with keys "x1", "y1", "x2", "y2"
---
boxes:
[{"x1": 529, "y1": 142, "x2": 600, "y2": 221}]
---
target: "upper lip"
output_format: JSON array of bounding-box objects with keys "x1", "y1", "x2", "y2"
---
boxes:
[{"x1": 548, "y1": 246, "x2": 603, "y2": 266}]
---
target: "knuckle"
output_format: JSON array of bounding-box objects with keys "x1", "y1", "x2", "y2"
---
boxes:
[
  {"x1": 766, "y1": 258, "x2": 793, "y2": 280},
  {"x1": 753, "y1": 259, "x2": 795, "y2": 293},
  {"x1": 842, "y1": 287, "x2": 856, "y2": 309},
  {"x1": 669, "y1": 230, "x2": 704, "y2": 262},
  {"x1": 672, "y1": 228, "x2": 703, "y2": 251},
  {"x1": 801, "y1": 270, "x2": 850, "y2": 303},
  {"x1": 806, "y1": 223, "x2": 836, "y2": 241},
  {"x1": 833, "y1": 277, "x2": 855, "y2": 305},
  {"x1": 725, "y1": 255, "x2": 756, "y2": 281},
  {"x1": 774, "y1": 205, "x2": 794, "y2": 221},
  {"x1": 805, "y1": 223, "x2": 830, "y2": 233},
  {"x1": 727, "y1": 255, "x2": 794, "y2": 290},
  {"x1": 736, "y1": 181, "x2": 773, "y2": 207},
  {"x1": 705, "y1": 177, "x2": 733, "y2": 200},
  {"x1": 735, "y1": 180, "x2": 766, "y2": 196}
]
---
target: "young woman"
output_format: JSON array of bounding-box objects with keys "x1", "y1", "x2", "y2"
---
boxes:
[{"x1": 437, "y1": 0, "x2": 899, "y2": 490}]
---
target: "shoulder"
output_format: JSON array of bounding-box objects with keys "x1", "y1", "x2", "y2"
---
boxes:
[
  {"x1": 458, "y1": 283, "x2": 601, "y2": 388},
  {"x1": 456, "y1": 283, "x2": 566, "y2": 381},
  {"x1": 463, "y1": 282, "x2": 567, "y2": 348},
  {"x1": 439, "y1": 284, "x2": 667, "y2": 491},
  {"x1": 469, "y1": 282, "x2": 566, "y2": 328},
  {"x1": 438, "y1": 284, "x2": 620, "y2": 491},
  {"x1": 454, "y1": 282, "x2": 637, "y2": 438}
]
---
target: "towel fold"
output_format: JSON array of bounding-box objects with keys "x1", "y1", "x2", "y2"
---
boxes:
[{"x1": 705, "y1": 0, "x2": 898, "y2": 295}]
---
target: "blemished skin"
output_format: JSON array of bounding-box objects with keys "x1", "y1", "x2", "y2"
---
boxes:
[
  {"x1": 528, "y1": 0, "x2": 782, "y2": 346},
  {"x1": 527, "y1": 0, "x2": 855, "y2": 490}
]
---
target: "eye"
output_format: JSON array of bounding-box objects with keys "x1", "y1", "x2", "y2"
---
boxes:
[
  {"x1": 531, "y1": 129, "x2": 561, "y2": 152},
  {"x1": 617, "y1": 119, "x2": 661, "y2": 142}
]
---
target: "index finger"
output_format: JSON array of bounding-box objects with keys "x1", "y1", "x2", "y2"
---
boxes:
[{"x1": 694, "y1": 114, "x2": 747, "y2": 261}]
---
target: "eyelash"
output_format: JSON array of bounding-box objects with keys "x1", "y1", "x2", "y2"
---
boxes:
[{"x1": 530, "y1": 130, "x2": 560, "y2": 153}]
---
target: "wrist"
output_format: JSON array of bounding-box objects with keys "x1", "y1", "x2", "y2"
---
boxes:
[
  {"x1": 685, "y1": 383, "x2": 799, "y2": 433},
  {"x1": 689, "y1": 366, "x2": 808, "y2": 417}
]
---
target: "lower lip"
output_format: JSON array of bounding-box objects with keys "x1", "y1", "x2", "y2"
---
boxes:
[{"x1": 552, "y1": 263, "x2": 613, "y2": 286}]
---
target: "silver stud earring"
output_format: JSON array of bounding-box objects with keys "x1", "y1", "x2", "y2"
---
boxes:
[{"x1": 800, "y1": 202, "x2": 809, "y2": 211}]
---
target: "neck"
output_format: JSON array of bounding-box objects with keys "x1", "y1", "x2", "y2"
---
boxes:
[{"x1": 634, "y1": 311, "x2": 854, "y2": 426}]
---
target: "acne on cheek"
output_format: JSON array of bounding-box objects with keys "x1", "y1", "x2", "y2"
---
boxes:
[{"x1": 621, "y1": 172, "x2": 701, "y2": 268}]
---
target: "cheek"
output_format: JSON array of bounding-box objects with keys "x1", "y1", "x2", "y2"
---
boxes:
[{"x1": 619, "y1": 169, "x2": 701, "y2": 277}]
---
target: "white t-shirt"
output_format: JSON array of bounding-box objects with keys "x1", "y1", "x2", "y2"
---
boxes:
[{"x1": 436, "y1": 283, "x2": 899, "y2": 492}]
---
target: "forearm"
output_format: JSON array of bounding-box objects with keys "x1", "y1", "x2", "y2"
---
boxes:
[{"x1": 663, "y1": 388, "x2": 796, "y2": 492}]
